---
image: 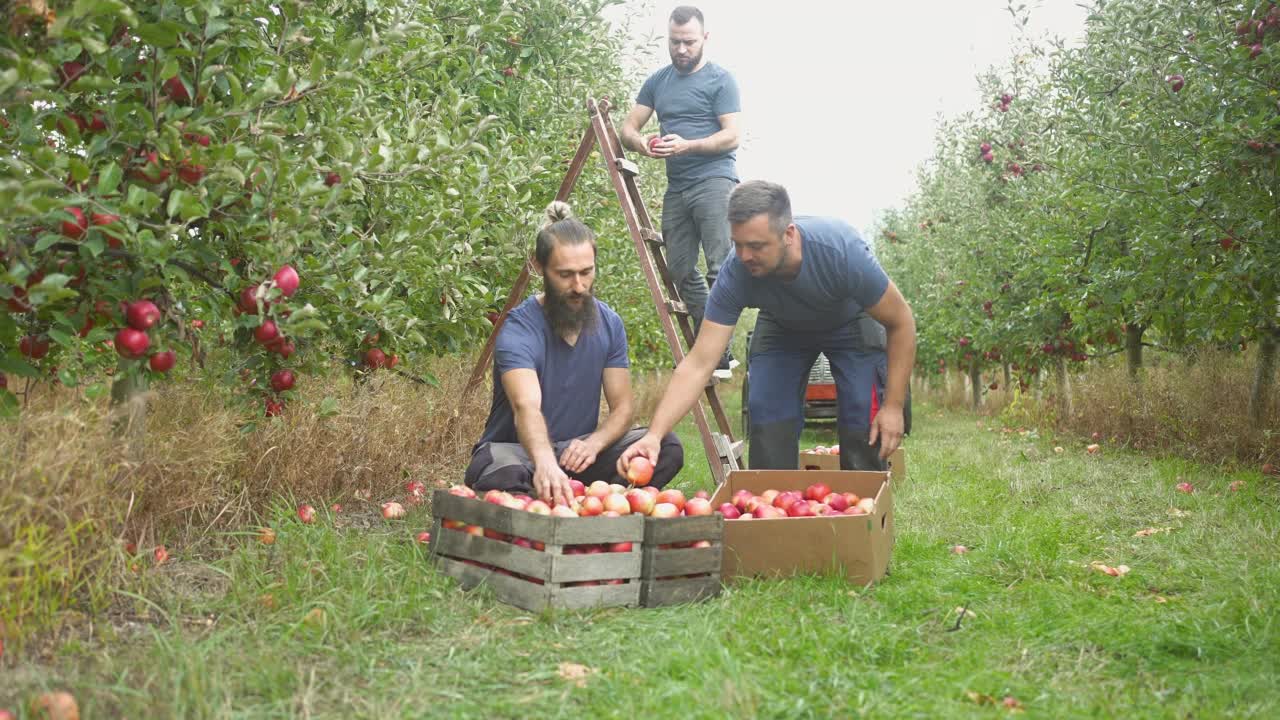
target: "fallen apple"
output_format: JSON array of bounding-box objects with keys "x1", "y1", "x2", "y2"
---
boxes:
[
  {"x1": 297, "y1": 504, "x2": 316, "y2": 523},
  {"x1": 257, "y1": 527, "x2": 276, "y2": 545},
  {"x1": 416, "y1": 531, "x2": 431, "y2": 544},
  {"x1": 381, "y1": 501, "x2": 406, "y2": 519}
]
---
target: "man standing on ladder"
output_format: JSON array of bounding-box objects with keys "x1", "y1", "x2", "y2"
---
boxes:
[
  {"x1": 618, "y1": 181, "x2": 917, "y2": 474},
  {"x1": 620, "y1": 4, "x2": 741, "y2": 378}
]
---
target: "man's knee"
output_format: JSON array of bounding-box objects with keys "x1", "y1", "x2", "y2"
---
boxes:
[
  {"x1": 651, "y1": 432, "x2": 684, "y2": 489},
  {"x1": 465, "y1": 445, "x2": 534, "y2": 494}
]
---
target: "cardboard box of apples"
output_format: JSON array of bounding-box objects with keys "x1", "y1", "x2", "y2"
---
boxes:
[
  {"x1": 800, "y1": 444, "x2": 907, "y2": 483},
  {"x1": 709, "y1": 469, "x2": 894, "y2": 585}
]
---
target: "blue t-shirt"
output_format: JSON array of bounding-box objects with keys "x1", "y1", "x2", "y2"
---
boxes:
[
  {"x1": 636, "y1": 62, "x2": 740, "y2": 192},
  {"x1": 475, "y1": 296, "x2": 630, "y2": 449},
  {"x1": 705, "y1": 216, "x2": 890, "y2": 334}
]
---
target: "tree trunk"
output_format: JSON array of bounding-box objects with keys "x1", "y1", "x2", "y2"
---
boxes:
[
  {"x1": 110, "y1": 364, "x2": 148, "y2": 459},
  {"x1": 1053, "y1": 357, "x2": 1068, "y2": 416},
  {"x1": 1003, "y1": 363, "x2": 1011, "y2": 390},
  {"x1": 1250, "y1": 329, "x2": 1278, "y2": 427},
  {"x1": 969, "y1": 357, "x2": 981, "y2": 412},
  {"x1": 1125, "y1": 323, "x2": 1144, "y2": 378}
]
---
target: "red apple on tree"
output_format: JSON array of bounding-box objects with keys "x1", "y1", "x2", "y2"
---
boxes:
[
  {"x1": 114, "y1": 328, "x2": 149, "y2": 359},
  {"x1": 270, "y1": 369, "x2": 295, "y2": 392},
  {"x1": 148, "y1": 350, "x2": 176, "y2": 373},
  {"x1": 125, "y1": 299, "x2": 161, "y2": 330},
  {"x1": 324, "y1": 172, "x2": 341, "y2": 187},
  {"x1": 19, "y1": 334, "x2": 50, "y2": 359},
  {"x1": 1166, "y1": 74, "x2": 1184, "y2": 92},
  {"x1": 273, "y1": 265, "x2": 300, "y2": 297},
  {"x1": 164, "y1": 75, "x2": 191, "y2": 103},
  {"x1": 60, "y1": 207, "x2": 88, "y2": 239},
  {"x1": 254, "y1": 320, "x2": 280, "y2": 345}
]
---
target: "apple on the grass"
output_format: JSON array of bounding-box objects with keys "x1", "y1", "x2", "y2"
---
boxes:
[
  {"x1": 381, "y1": 501, "x2": 406, "y2": 519},
  {"x1": 297, "y1": 504, "x2": 316, "y2": 524}
]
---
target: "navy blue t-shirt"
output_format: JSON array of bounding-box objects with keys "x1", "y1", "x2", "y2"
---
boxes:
[
  {"x1": 636, "y1": 62, "x2": 740, "y2": 192},
  {"x1": 705, "y1": 216, "x2": 890, "y2": 334},
  {"x1": 475, "y1": 296, "x2": 630, "y2": 449}
]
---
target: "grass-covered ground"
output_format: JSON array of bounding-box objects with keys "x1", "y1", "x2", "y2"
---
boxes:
[{"x1": 4, "y1": 401, "x2": 1278, "y2": 718}]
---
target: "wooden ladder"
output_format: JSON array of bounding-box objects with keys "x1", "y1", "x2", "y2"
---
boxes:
[{"x1": 461, "y1": 97, "x2": 743, "y2": 485}]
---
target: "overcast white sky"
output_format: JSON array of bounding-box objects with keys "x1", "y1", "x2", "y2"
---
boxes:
[{"x1": 604, "y1": 1, "x2": 1090, "y2": 236}]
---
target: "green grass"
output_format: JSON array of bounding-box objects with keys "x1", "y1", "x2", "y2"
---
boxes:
[{"x1": 4, "y1": 400, "x2": 1279, "y2": 718}]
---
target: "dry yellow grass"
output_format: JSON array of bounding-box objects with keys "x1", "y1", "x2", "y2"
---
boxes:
[
  {"x1": 0, "y1": 356, "x2": 492, "y2": 636},
  {"x1": 917, "y1": 350, "x2": 1279, "y2": 467}
]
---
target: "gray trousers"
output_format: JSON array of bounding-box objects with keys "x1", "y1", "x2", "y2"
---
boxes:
[
  {"x1": 662, "y1": 176, "x2": 736, "y2": 327},
  {"x1": 464, "y1": 428, "x2": 685, "y2": 495}
]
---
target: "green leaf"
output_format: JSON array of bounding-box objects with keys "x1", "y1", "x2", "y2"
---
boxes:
[
  {"x1": 317, "y1": 396, "x2": 340, "y2": 417},
  {"x1": 0, "y1": 357, "x2": 40, "y2": 378},
  {"x1": 97, "y1": 162, "x2": 122, "y2": 194},
  {"x1": 135, "y1": 22, "x2": 180, "y2": 48}
]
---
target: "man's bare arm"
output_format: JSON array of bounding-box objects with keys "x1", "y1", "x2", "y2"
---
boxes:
[
  {"x1": 863, "y1": 280, "x2": 916, "y2": 457},
  {"x1": 620, "y1": 103, "x2": 658, "y2": 156},
  {"x1": 502, "y1": 368, "x2": 572, "y2": 504}
]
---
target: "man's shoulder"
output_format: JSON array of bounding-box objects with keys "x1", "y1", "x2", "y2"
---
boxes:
[
  {"x1": 702, "y1": 62, "x2": 736, "y2": 81},
  {"x1": 797, "y1": 216, "x2": 863, "y2": 250},
  {"x1": 642, "y1": 64, "x2": 677, "y2": 88},
  {"x1": 593, "y1": 298, "x2": 625, "y2": 329}
]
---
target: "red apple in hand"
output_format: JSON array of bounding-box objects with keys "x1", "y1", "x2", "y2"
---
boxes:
[{"x1": 626, "y1": 456, "x2": 654, "y2": 486}]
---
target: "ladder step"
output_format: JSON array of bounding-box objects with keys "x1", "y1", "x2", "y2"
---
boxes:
[
  {"x1": 666, "y1": 300, "x2": 688, "y2": 316},
  {"x1": 641, "y1": 229, "x2": 665, "y2": 246},
  {"x1": 713, "y1": 434, "x2": 745, "y2": 463},
  {"x1": 616, "y1": 158, "x2": 640, "y2": 177},
  {"x1": 705, "y1": 376, "x2": 720, "y2": 388}
]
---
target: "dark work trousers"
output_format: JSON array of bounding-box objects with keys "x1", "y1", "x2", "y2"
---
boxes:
[
  {"x1": 464, "y1": 427, "x2": 684, "y2": 495},
  {"x1": 747, "y1": 313, "x2": 889, "y2": 471}
]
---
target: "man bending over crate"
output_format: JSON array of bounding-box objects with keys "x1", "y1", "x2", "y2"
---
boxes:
[
  {"x1": 618, "y1": 180, "x2": 916, "y2": 475},
  {"x1": 464, "y1": 201, "x2": 685, "y2": 507}
]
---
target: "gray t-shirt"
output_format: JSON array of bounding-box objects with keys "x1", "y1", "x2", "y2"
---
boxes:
[
  {"x1": 636, "y1": 62, "x2": 740, "y2": 192},
  {"x1": 705, "y1": 216, "x2": 890, "y2": 334}
]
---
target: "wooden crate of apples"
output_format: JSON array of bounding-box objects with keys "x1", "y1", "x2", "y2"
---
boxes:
[{"x1": 429, "y1": 458, "x2": 723, "y2": 611}]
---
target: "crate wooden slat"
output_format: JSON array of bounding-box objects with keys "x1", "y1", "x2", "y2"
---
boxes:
[
  {"x1": 429, "y1": 490, "x2": 644, "y2": 612},
  {"x1": 639, "y1": 514, "x2": 724, "y2": 607},
  {"x1": 435, "y1": 556, "x2": 639, "y2": 611},
  {"x1": 640, "y1": 575, "x2": 722, "y2": 607}
]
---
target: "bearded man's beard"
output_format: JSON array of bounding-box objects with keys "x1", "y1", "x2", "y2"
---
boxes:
[{"x1": 543, "y1": 279, "x2": 598, "y2": 336}]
